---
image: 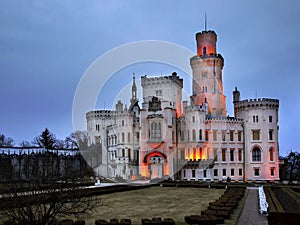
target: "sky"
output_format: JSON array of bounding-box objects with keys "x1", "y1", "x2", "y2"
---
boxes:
[{"x1": 0, "y1": 0, "x2": 300, "y2": 156}]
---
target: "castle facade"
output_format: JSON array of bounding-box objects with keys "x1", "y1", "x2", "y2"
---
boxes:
[{"x1": 86, "y1": 28, "x2": 280, "y2": 182}]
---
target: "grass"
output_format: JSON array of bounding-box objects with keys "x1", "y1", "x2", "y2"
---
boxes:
[{"x1": 63, "y1": 186, "x2": 225, "y2": 225}]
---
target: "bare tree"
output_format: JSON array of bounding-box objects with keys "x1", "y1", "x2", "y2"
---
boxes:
[
  {"x1": 280, "y1": 150, "x2": 300, "y2": 182},
  {"x1": 0, "y1": 133, "x2": 14, "y2": 147},
  {"x1": 3, "y1": 157, "x2": 99, "y2": 225}
]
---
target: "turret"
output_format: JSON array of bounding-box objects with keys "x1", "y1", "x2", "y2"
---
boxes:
[{"x1": 233, "y1": 87, "x2": 240, "y2": 103}]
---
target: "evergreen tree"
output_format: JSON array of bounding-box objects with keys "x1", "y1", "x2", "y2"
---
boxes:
[{"x1": 39, "y1": 128, "x2": 56, "y2": 150}]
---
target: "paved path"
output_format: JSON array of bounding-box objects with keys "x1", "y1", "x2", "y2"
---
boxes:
[{"x1": 237, "y1": 187, "x2": 268, "y2": 225}]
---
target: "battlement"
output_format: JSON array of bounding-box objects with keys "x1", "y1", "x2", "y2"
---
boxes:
[
  {"x1": 205, "y1": 115, "x2": 243, "y2": 123},
  {"x1": 141, "y1": 72, "x2": 183, "y2": 88},
  {"x1": 185, "y1": 104, "x2": 207, "y2": 112},
  {"x1": 196, "y1": 30, "x2": 217, "y2": 38},
  {"x1": 234, "y1": 98, "x2": 279, "y2": 111}
]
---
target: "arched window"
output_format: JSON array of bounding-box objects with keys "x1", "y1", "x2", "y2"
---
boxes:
[
  {"x1": 193, "y1": 147, "x2": 197, "y2": 160},
  {"x1": 252, "y1": 147, "x2": 261, "y2": 161},
  {"x1": 203, "y1": 47, "x2": 207, "y2": 55},
  {"x1": 199, "y1": 129, "x2": 202, "y2": 140},
  {"x1": 192, "y1": 129, "x2": 196, "y2": 141},
  {"x1": 122, "y1": 148, "x2": 125, "y2": 157},
  {"x1": 269, "y1": 148, "x2": 274, "y2": 161},
  {"x1": 122, "y1": 132, "x2": 125, "y2": 142}
]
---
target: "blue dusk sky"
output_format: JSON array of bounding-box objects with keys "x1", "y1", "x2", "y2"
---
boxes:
[{"x1": 0, "y1": 0, "x2": 299, "y2": 156}]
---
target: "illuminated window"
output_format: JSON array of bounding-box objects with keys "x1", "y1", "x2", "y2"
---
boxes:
[
  {"x1": 193, "y1": 148, "x2": 197, "y2": 160},
  {"x1": 230, "y1": 149, "x2": 234, "y2": 161},
  {"x1": 238, "y1": 131, "x2": 242, "y2": 142},
  {"x1": 269, "y1": 130, "x2": 273, "y2": 141},
  {"x1": 254, "y1": 168, "x2": 260, "y2": 176},
  {"x1": 252, "y1": 130, "x2": 260, "y2": 141},
  {"x1": 252, "y1": 147, "x2": 261, "y2": 161},
  {"x1": 269, "y1": 148, "x2": 274, "y2": 161},
  {"x1": 230, "y1": 130, "x2": 234, "y2": 141},
  {"x1": 213, "y1": 130, "x2": 217, "y2": 141},
  {"x1": 231, "y1": 168, "x2": 234, "y2": 176},
  {"x1": 222, "y1": 149, "x2": 226, "y2": 161},
  {"x1": 223, "y1": 169, "x2": 226, "y2": 176}
]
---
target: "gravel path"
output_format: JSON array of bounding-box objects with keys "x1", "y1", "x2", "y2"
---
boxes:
[{"x1": 237, "y1": 187, "x2": 268, "y2": 225}]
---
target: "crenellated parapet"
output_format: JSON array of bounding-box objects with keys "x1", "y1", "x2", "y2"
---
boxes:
[
  {"x1": 141, "y1": 72, "x2": 183, "y2": 88},
  {"x1": 234, "y1": 98, "x2": 279, "y2": 113}
]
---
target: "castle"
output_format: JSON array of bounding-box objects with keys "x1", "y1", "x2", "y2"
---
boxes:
[{"x1": 86, "y1": 28, "x2": 280, "y2": 182}]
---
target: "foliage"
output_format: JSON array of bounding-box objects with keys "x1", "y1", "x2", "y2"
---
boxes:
[{"x1": 280, "y1": 150, "x2": 300, "y2": 182}]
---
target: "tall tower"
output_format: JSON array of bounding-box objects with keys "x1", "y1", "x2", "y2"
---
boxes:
[
  {"x1": 190, "y1": 30, "x2": 226, "y2": 117},
  {"x1": 131, "y1": 73, "x2": 137, "y2": 104}
]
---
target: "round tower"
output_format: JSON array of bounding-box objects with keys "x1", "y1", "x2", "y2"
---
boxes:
[
  {"x1": 196, "y1": 31, "x2": 217, "y2": 56},
  {"x1": 190, "y1": 30, "x2": 226, "y2": 117}
]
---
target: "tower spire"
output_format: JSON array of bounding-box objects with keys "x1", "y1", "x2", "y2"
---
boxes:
[
  {"x1": 131, "y1": 72, "x2": 137, "y2": 103},
  {"x1": 205, "y1": 13, "x2": 207, "y2": 31}
]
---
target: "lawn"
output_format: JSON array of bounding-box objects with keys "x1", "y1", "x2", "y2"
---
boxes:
[{"x1": 66, "y1": 186, "x2": 225, "y2": 225}]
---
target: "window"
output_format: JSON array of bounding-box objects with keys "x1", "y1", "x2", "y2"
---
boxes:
[
  {"x1": 193, "y1": 148, "x2": 197, "y2": 160},
  {"x1": 128, "y1": 148, "x2": 131, "y2": 160},
  {"x1": 252, "y1": 147, "x2": 261, "y2": 161},
  {"x1": 155, "y1": 90, "x2": 162, "y2": 96},
  {"x1": 213, "y1": 148, "x2": 218, "y2": 160},
  {"x1": 122, "y1": 148, "x2": 125, "y2": 157},
  {"x1": 253, "y1": 115, "x2": 259, "y2": 123},
  {"x1": 270, "y1": 168, "x2": 275, "y2": 176},
  {"x1": 203, "y1": 170, "x2": 207, "y2": 178},
  {"x1": 223, "y1": 169, "x2": 226, "y2": 176},
  {"x1": 269, "y1": 130, "x2": 273, "y2": 141},
  {"x1": 192, "y1": 129, "x2": 196, "y2": 141},
  {"x1": 269, "y1": 116, "x2": 273, "y2": 123},
  {"x1": 222, "y1": 149, "x2": 226, "y2": 161},
  {"x1": 269, "y1": 148, "x2": 274, "y2": 161},
  {"x1": 128, "y1": 133, "x2": 131, "y2": 143},
  {"x1": 254, "y1": 168, "x2": 260, "y2": 176},
  {"x1": 192, "y1": 116, "x2": 195, "y2": 123},
  {"x1": 199, "y1": 147, "x2": 203, "y2": 159},
  {"x1": 150, "y1": 121, "x2": 161, "y2": 139},
  {"x1": 230, "y1": 149, "x2": 234, "y2": 161},
  {"x1": 205, "y1": 130, "x2": 209, "y2": 141},
  {"x1": 199, "y1": 129, "x2": 202, "y2": 140},
  {"x1": 231, "y1": 168, "x2": 234, "y2": 176},
  {"x1": 230, "y1": 130, "x2": 234, "y2": 141},
  {"x1": 252, "y1": 130, "x2": 260, "y2": 141},
  {"x1": 238, "y1": 149, "x2": 242, "y2": 161},
  {"x1": 122, "y1": 120, "x2": 124, "y2": 126},
  {"x1": 239, "y1": 168, "x2": 243, "y2": 176},
  {"x1": 213, "y1": 130, "x2": 217, "y2": 141},
  {"x1": 203, "y1": 46, "x2": 207, "y2": 55},
  {"x1": 122, "y1": 132, "x2": 125, "y2": 142},
  {"x1": 183, "y1": 170, "x2": 186, "y2": 177},
  {"x1": 180, "y1": 131, "x2": 185, "y2": 141},
  {"x1": 180, "y1": 149, "x2": 185, "y2": 159},
  {"x1": 222, "y1": 130, "x2": 226, "y2": 141},
  {"x1": 214, "y1": 169, "x2": 218, "y2": 176},
  {"x1": 192, "y1": 170, "x2": 196, "y2": 178},
  {"x1": 238, "y1": 131, "x2": 242, "y2": 142}
]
